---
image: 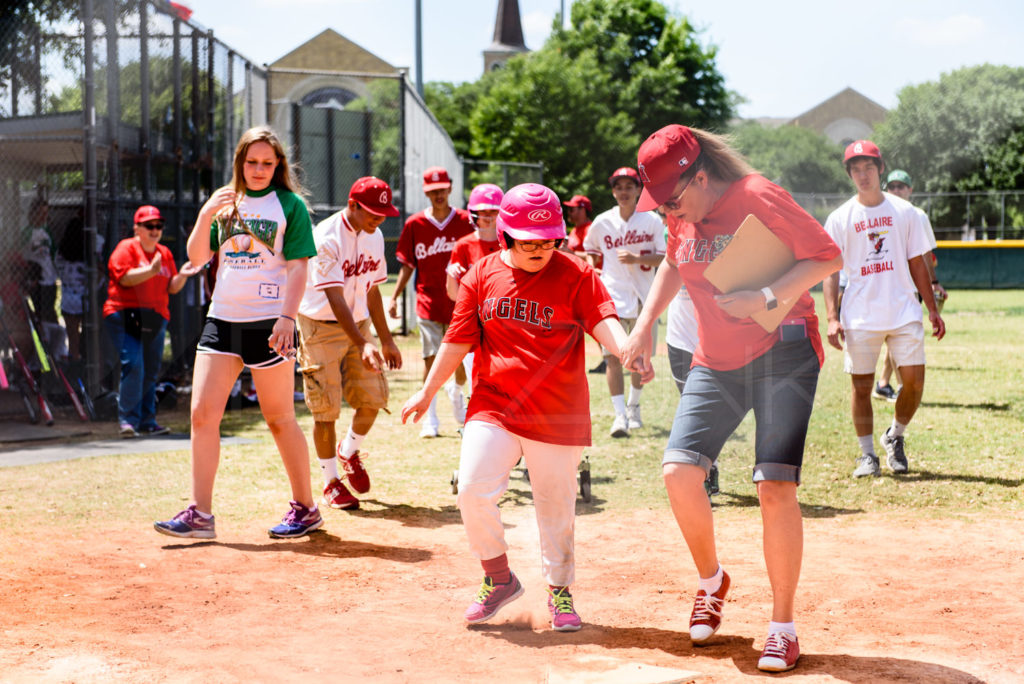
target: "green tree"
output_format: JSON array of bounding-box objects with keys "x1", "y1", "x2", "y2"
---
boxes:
[
  {"x1": 874, "y1": 64, "x2": 1024, "y2": 234},
  {"x1": 730, "y1": 122, "x2": 849, "y2": 194}
]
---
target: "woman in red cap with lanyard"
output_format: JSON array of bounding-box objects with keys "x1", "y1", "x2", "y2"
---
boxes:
[
  {"x1": 621, "y1": 125, "x2": 841, "y2": 672},
  {"x1": 402, "y1": 183, "x2": 628, "y2": 632}
]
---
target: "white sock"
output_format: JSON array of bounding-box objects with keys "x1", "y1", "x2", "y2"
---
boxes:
[
  {"x1": 698, "y1": 566, "x2": 723, "y2": 595},
  {"x1": 611, "y1": 394, "x2": 626, "y2": 415},
  {"x1": 340, "y1": 427, "x2": 366, "y2": 460},
  {"x1": 426, "y1": 395, "x2": 439, "y2": 426},
  {"x1": 857, "y1": 434, "x2": 875, "y2": 456},
  {"x1": 769, "y1": 621, "x2": 797, "y2": 638},
  {"x1": 890, "y1": 419, "x2": 907, "y2": 438},
  {"x1": 627, "y1": 385, "x2": 643, "y2": 407},
  {"x1": 319, "y1": 457, "x2": 339, "y2": 485}
]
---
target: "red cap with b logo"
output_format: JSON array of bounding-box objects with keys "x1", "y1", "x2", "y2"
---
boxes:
[
  {"x1": 422, "y1": 166, "x2": 452, "y2": 192},
  {"x1": 350, "y1": 176, "x2": 400, "y2": 217}
]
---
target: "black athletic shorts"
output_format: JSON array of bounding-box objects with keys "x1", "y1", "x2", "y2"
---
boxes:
[{"x1": 196, "y1": 317, "x2": 292, "y2": 369}]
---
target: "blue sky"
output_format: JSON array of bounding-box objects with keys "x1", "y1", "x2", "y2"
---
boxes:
[{"x1": 185, "y1": 0, "x2": 1023, "y2": 119}]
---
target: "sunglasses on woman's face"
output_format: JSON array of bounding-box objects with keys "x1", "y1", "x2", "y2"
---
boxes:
[{"x1": 662, "y1": 174, "x2": 696, "y2": 211}]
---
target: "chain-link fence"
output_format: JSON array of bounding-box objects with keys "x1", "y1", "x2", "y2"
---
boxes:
[
  {"x1": 793, "y1": 190, "x2": 1024, "y2": 241},
  {"x1": 1, "y1": 0, "x2": 266, "y2": 414}
]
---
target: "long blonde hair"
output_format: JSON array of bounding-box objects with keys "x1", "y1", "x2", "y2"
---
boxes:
[
  {"x1": 683, "y1": 127, "x2": 757, "y2": 184},
  {"x1": 229, "y1": 126, "x2": 305, "y2": 197}
]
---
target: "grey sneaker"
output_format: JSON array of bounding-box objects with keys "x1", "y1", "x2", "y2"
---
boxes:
[
  {"x1": 852, "y1": 453, "x2": 881, "y2": 478},
  {"x1": 881, "y1": 428, "x2": 909, "y2": 473},
  {"x1": 626, "y1": 404, "x2": 643, "y2": 429},
  {"x1": 609, "y1": 413, "x2": 629, "y2": 438}
]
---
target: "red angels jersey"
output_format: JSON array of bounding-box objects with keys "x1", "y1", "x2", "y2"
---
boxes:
[
  {"x1": 299, "y1": 210, "x2": 388, "y2": 323},
  {"x1": 667, "y1": 174, "x2": 840, "y2": 371},
  {"x1": 104, "y1": 239, "x2": 178, "y2": 319},
  {"x1": 444, "y1": 251, "x2": 617, "y2": 446},
  {"x1": 583, "y1": 207, "x2": 665, "y2": 318},
  {"x1": 824, "y1": 193, "x2": 931, "y2": 332},
  {"x1": 448, "y1": 232, "x2": 500, "y2": 284},
  {"x1": 396, "y1": 208, "x2": 475, "y2": 321}
]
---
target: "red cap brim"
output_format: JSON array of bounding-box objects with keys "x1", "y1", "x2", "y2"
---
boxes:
[{"x1": 636, "y1": 179, "x2": 675, "y2": 212}]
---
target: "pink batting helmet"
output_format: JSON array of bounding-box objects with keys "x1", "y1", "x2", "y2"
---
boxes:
[
  {"x1": 496, "y1": 183, "x2": 567, "y2": 242},
  {"x1": 467, "y1": 183, "x2": 504, "y2": 211}
]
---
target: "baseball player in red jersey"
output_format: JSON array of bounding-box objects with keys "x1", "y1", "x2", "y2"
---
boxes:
[
  {"x1": 401, "y1": 183, "x2": 628, "y2": 632},
  {"x1": 389, "y1": 167, "x2": 475, "y2": 437}
]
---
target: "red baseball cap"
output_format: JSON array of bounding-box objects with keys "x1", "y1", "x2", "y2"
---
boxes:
[
  {"x1": 608, "y1": 167, "x2": 642, "y2": 186},
  {"x1": 350, "y1": 176, "x2": 400, "y2": 217},
  {"x1": 422, "y1": 166, "x2": 452, "y2": 192},
  {"x1": 843, "y1": 140, "x2": 882, "y2": 164},
  {"x1": 563, "y1": 194, "x2": 592, "y2": 212},
  {"x1": 635, "y1": 124, "x2": 701, "y2": 212},
  {"x1": 133, "y1": 205, "x2": 163, "y2": 224}
]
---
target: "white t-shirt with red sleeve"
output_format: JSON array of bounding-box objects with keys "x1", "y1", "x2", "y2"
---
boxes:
[
  {"x1": 395, "y1": 208, "x2": 475, "y2": 322},
  {"x1": 667, "y1": 174, "x2": 841, "y2": 371},
  {"x1": 299, "y1": 210, "x2": 388, "y2": 323},
  {"x1": 824, "y1": 192, "x2": 931, "y2": 332},
  {"x1": 444, "y1": 250, "x2": 618, "y2": 447},
  {"x1": 583, "y1": 207, "x2": 665, "y2": 319}
]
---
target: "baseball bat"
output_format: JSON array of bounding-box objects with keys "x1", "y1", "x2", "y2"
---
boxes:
[
  {"x1": 0, "y1": 350, "x2": 8, "y2": 389},
  {"x1": 2, "y1": 327, "x2": 53, "y2": 425},
  {"x1": 22, "y1": 296, "x2": 89, "y2": 422}
]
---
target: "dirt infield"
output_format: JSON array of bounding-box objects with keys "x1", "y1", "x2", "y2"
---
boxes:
[{"x1": 1, "y1": 505, "x2": 1021, "y2": 683}]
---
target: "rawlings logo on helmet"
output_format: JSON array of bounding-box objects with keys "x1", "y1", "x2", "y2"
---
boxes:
[{"x1": 527, "y1": 209, "x2": 552, "y2": 222}]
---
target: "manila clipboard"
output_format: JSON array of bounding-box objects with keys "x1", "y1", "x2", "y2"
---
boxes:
[{"x1": 703, "y1": 214, "x2": 796, "y2": 332}]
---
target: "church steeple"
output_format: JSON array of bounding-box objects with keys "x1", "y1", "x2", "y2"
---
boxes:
[{"x1": 483, "y1": 0, "x2": 529, "y2": 73}]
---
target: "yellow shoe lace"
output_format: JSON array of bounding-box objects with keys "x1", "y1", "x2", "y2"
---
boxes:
[{"x1": 549, "y1": 587, "x2": 575, "y2": 614}]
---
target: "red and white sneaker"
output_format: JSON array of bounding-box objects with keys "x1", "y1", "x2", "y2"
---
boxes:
[
  {"x1": 338, "y1": 447, "x2": 371, "y2": 494},
  {"x1": 757, "y1": 631, "x2": 799, "y2": 672},
  {"x1": 322, "y1": 478, "x2": 359, "y2": 510},
  {"x1": 689, "y1": 570, "x2": 730, "y2": 644}
]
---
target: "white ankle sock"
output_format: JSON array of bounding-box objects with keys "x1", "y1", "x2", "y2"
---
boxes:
[
  {"x1": 319, "y1": 457, "x2": 339, "y2": 485},
  {"x1": 627, "y1": 386, "x2": 642, "y2": 407},
  {"x1": 340, "y1": 427, "x2": 366, "y2": 459},
  {"x1": 698, "y1": 566, "x2": 723, "y2": 595},
  {"x1": 857, "y1": 434, "x2": 874, "y2": 455},
  {"x1": 611, "y1": 394, "x2": 626, "y2": 415},
  {"x1": 890, "y1": 419, "x2": 907, "y2": 438},
  {"x1": 769, "y1": 621, "x2": 796, "y2": 637}
]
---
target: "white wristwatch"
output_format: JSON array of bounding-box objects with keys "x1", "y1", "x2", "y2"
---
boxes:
[{"x1": 761, "y1": 286, "x2": 778, "y2": 311}]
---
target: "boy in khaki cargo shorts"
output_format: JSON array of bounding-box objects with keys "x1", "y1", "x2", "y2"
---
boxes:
[{"x1": 297, "y1": 177, "x2": 403, "y2": 510}]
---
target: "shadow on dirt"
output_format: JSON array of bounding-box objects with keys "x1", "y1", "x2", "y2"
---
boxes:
[{"x1": 160, "y1": 531, "x2": 431, "y2": 563}]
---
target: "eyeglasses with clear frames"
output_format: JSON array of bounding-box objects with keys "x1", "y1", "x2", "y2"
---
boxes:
[
  {"x1": 516, "y1": 239, "x2": 558, "y2": 252},
  {"x1": 662, "y1": 173, "x2": 697, "y2": 211}
]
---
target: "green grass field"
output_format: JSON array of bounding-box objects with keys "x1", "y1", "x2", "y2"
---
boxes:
[{"x1": 1, "y1": 289, "x2": 1021, "y2": 530}]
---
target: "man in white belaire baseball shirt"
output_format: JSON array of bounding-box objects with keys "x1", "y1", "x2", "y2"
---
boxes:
[
  {"x1": 583, "y1": 166, "x2": 665, "y2": 437},
  {"x1": 822, "y1": 141, "x2": 945, "y2": 479}
]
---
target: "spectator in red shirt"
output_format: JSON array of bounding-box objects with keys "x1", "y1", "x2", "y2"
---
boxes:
[
  {"x1": 104, "y1": 206, "x2": 200, "y2": 437},
  {"x1": 388, "y1": 166, "x2": 475, "y2": 437}
]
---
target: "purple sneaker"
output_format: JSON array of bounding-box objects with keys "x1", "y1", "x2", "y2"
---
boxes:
[
  {"x1": 268, "y1": 501, "x2": 324, "y2": 539},
  {"x1": 464, "y1": 573, "x2": 525, "y2": 624},
  {"x1": 154, "y1": 504, "x2": 216, "y2": 539},
  {"x1": 548, "y1": 586, "x2": 582, "y2": 631}
]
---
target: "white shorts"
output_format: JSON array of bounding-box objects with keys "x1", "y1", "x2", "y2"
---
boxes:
[
  {"x1": 418, "y1": 318, "x2": 447, "y2": 358},
  {"x1": 844, "y1": 320, "x2": 926, "y2": 375},
  {"x1": 456, "y1": 420, "x2": 583, "y2": 587}
]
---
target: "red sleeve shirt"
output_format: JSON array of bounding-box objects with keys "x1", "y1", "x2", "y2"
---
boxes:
[
  {"x1": 666, "y1": 174, "x2": 840, "y2": 370},
  {"x1": 444, "y1": 251, "x2": 617, "y2": 446},
  {"x1": 395, "y1": 208, "x2": 475, "y2": 322},
  {"x1": 103, "y1": 239, "x2": 178, "y2": 319}
]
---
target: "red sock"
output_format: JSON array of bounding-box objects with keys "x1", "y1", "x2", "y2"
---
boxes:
[{"x1": 481, "y1": 554, "x2": 511, "y2": 585}]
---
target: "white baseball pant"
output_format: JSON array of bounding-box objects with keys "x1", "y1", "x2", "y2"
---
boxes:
[{"x1": 457, "y1": 420, "x2": 583, "y2": 587}]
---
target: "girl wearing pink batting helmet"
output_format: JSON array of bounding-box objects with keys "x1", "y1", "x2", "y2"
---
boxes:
[{"x1": 402, "y1": 183, "x2": 629, "y2": 632}]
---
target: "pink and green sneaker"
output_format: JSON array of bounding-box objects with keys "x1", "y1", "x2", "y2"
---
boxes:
[
  {"x1": 548, "y1": 586, "x2": 582, "y2": 631},
  {"x1": 464, "y1": 573, "x2": 524, "y2": 624}
]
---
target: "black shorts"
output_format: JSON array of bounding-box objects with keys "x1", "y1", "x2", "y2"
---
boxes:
[{"x1": 196, "y1": 317, "x2": 291, "y2": 369}]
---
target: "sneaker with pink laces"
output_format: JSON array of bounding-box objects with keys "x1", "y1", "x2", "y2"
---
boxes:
[
  {"x1": 464, "y1": 573, "x2": 524, "y2": 624},
  {"x1": 548, "y1": 587, "x2": 582, "y2": 631},
  {"x1": 689, "y1": 570, "x2": 730, "y2": 644},
  {"x1": 338, "y1": 447, "x2": 370, "y2": 494},
  {"x1": 757, "y1": 631, "x2": 799, "y2": 672},
  {"x1": 323, "y1": 478, "x2": 359, "y2": 510}
]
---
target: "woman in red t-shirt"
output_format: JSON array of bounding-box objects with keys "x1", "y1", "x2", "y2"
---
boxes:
[
  {"x1": 402, "y1": 184, "x2": 627, "y2": 633},
  {"x1": 103, "y1": 205, "x2": 200, "y2": 437},
  {"x1": 622, "y1": 126, "x2": 842, "y2": 673}
]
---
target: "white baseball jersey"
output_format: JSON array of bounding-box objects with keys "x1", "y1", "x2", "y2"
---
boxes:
[
  {"x1": 207, "y1": 186, "x2": 315, "y2": 322},
  {"x1": 824, "y1": 193, "x2": 931, "y2": 332},
  {"x1": 583, "y1": 207, "x2": 665, "y2": 319},
  {"x1": 299, "y1": 210, "x2": 388, "y2": 323},
  {"x1": 666, "y1": 284, "x2": 698, "y2": 353}
]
